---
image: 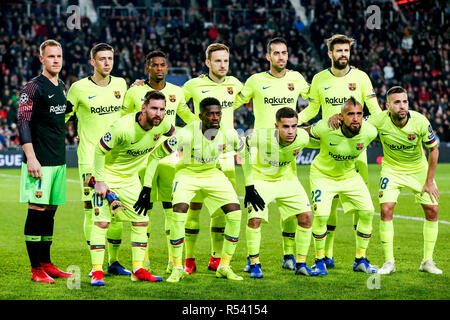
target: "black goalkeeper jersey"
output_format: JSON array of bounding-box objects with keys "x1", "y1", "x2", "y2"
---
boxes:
[{"x1": 18, "y1": 74, "x2": 71, "y2": 166}]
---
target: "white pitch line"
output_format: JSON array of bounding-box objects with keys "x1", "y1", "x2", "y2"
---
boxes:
[{"x1": 1, "y1": 174, "x2": 449, "y2": 225}]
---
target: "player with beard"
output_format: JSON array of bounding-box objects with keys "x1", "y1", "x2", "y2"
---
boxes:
[
  {"x1": 304, "y1": 97, "x2": 378, "y2": 275},
  {"x1": 123, "y1": 50, "x2": 195, "y2": 274},
  {"x1": 89, "y1": 90, "x2": 174, "y2": 286},
  {"x1": 235, "y1": 37, "x2": 310, "y2": 272},
  {"x1": 297, "y1": 34, "x2": 381, "y2": 269},
  {"x1": 144, "y1": 97, "x2": 245, "y2": 283},
  {"x1": 367, "y1": 86, "x2": 441, "y2": 274}
]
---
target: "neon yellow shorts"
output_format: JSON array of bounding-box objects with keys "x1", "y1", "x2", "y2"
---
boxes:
[
  {"x1": 310, "y1": 173, "x2": 374, "y2": 217},
  {"x1": 172, "y1": 168, "x2": 239, "y2": 216},
  {"x1": 247, "y1": 177, "x2": 310, "y2": 223},
  {"x1": 378, "y1": 167, "x2": 438, "y2": 205},
  {"x1": 92, "y1": 179, "x2": 148, "y2": 223},
  {"x1": 190, "y1": 151, "x2": 236, "y2": 209},
  {"x1": 78, "y1": 164, "x2": 94, "y2": 202}
]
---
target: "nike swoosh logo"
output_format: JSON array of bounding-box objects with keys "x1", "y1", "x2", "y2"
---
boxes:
[
  {"x1": 88, "y1": 96, "x2": 96, "y2": 99},
  {"x1": 329, "y1": 143, "x2": 338, "y2": 146},
  {"x1": 262, "y1": 86, "x2": 270, "y2": 90},
  {"x1": 324, "y1": 87, "x2": 331, "y2": 90},
  {"x1": 201, "y1": 90, "x2": 210, "y2": 93},
  {"x1": 381, "y1": 133, "x2": 389, "y2": 136},
  {"x1": 131, "y1": 141, "x2": 138, "y2": 144},
  {"x1": 48, "y1": 94, "x2": 55, "y2": 98}
]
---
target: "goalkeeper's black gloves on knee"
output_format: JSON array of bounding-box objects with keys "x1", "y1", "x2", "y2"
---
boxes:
[
  {"x1": 244, "y1": 185, "x2": 265, "y2": 212},
  {"x1": 134, "y1": 186, "x2": 152, "y2": 216}
]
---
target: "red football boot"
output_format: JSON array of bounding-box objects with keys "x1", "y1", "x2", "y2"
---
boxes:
[
  {"x1": 131, "y1": 268, "x2": 163, "y2": 282},
  {"x1": 31, "y1": 267, "x2": 55, "y2": 284},
  {"x1": 184, "y1": 258, "x2": 197, "y2": 274},
  {"x1": 41, "y1": 262, "x2": 74, "y2": 278},
  {"x1": 208, "y1": 256, "x2": 221, "y2": 271}
]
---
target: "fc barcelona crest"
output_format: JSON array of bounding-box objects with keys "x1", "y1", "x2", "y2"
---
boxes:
[
  {"x1": 356, "y1": 143, "x2": 364, "y2": 150},
  {"x1": 84, "y1": 187, "x2": 90, "y2": 196},
  {"x1": 227, "y1": 87, "x2": 234, "y2": 95},
  {"x1": 293, "y1": 149, "x2": 300, "y2": 156},
  {"x1": 349, "y1": 83, "x2": 356, "y2": 91},
  {"x1": 288, "y1": 83, "x2": 295, "y2": 91},
  {"x1": 169, "y1": 95, "x2": 176, "y2": 102},
  {"x1": 153, "y1": 134, "x2": 160, "y2": 141},
  {"x1": 218, "y1": 144, "x2": 226, "y2": 152},
  {"x1": 378, "y1": 191, "x2": 384, "y2": 198},
  {"x1": 35, "y1": 191, "x2": 43, "y2": 199},
  {"x1": 408, "y1": 134, "x2": 416, "y2": 141},
  {"x1": 94, "y1": 208, "x2": 100, "y2": 216},
  {"x1": 114, "y1": 91, "x2": 121, "y2": 99}
]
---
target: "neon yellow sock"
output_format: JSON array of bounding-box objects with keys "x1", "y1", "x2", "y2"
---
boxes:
[
  {"x1": 423, "y1": 220, "x2": 438, "y2": 261},
  {"x1": 380, "y1": 219, "x2": 394, "y2": 261},
  {"x1": 295, "y1": 224, "x2": 312, "y2": 260},
  {"x1": 106, "y1": 221, "x2": 123, "y2": 264},
  {"x1": 184, "y1": 209, "x2": 200, "y2": 259}
]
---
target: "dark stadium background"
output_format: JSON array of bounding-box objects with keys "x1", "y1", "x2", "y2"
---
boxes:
[{"x1": 0, "y1": 0, "x2": 448, "y2": 152}]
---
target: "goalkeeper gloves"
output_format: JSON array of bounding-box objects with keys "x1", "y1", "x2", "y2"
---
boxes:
[
  {"x1": 244, "y1": 185, "x2": 265, "y2": 212},
  {"x1": 134, "y1": 186, "x2": 152, "y2": 216}
]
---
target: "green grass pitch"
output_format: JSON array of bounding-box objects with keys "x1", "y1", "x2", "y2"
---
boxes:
[{"x1": 0, "y1": 164, "x2": 448, "y2": 300}]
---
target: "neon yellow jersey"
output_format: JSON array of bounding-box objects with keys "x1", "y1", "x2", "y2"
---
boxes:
[
  {"x1": 310, "y1": 119, "x2": 378, "y2": 180},
  {"x1": 65, "y1": 76, "x2": 127, "y2": 165},
  {"x1": 145, "y1": 121, "x2": 245, "y2": 184},
  {"x1": 122, "y1": 80, "x2": 195, "y2": 126},
  {"x1": 242, "y1": 128, "x2": 310, "y2": 185},
  {"x1": 94, "y1": 112, "x2": 174, "y2": 186},
  {"x1": 235, "y1": 70, "x2": 309, "y2": 129},
  {"x1": 298, "y1": 67, "x2": 381, "y2": 124},
  {"x1": 183, "y1": 75, "x2": 243, "y2": 130},
  {"x1": 367, "y1": 110, "x2": 437, "y2": 173}
]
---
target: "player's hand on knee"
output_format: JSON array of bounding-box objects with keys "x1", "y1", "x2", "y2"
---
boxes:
[
  {"x1": 244, "y1": 185, "x2": 265, "y2": 212},
  {"x1": 421, "y1": 181, "x2": 439, "y2": 204},
  {"x1": 94, "y1": 181, "x2": 109, "y2": 199},
  {"x1": 134, "y1": 186, "x2": 152, "y2": 216}
]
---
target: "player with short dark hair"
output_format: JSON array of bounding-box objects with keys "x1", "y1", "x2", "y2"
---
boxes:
[
  {"x1": 297, "y1": 34, "x2": 382, "y2": 269},
  {"x1": 89, "y1": 90, "x2": 172, "y2": 286},
  {"x1": 242, "y1": 107, "x2": 317, "y2": 278},
  {"x1": 18, "y1": 39, "x2": 74, "y2": 283},
  {"x1": 65, "y1": 42, "x2": 130, "y2": 277},
  {"x1": 182, "y1": 43, "x2": 243, "y2": 275},
  {"x1": 123, "y1": 49, "x2": 195, "y2": 274},
  {"x1": 145, "y1": 98, "x2": 245, "y2": 283},
  {"x1": 368, "y1": 86, "x2": 442, "y2": 275},
  {"x1": 305, "y1": 97, "x2": 379, "y2": 275},
  {"x1": 235, "y1": 37, "x2": 310, "y2": 271}
]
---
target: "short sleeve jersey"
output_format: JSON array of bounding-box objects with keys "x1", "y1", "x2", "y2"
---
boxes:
[
  {"x1": 122, "y1": 80, "x2": 195, "y2": 126},
  {"x1": 65, "y1": 76, "x2": 127, "y2": 165},
  {"x1": 243, "y1": 128, "x2": 310, "y2": 184},
  {"x1": 235, "y1": 70, "x2": 309, "y2": 129},
  {"x1": 367, "y1": 110, "x2": 438, "y2": 173},
  {"x1": 298, "y1": 68, "x2": 380, "y2": 124},
  {"x1": 151, "y1": 121, "x2": 244, "y2": 176},
  {"x1": 183, "y1": 75, "x2": 243, "y2": 131},
  {"x1": 310, "y1": 120, "x2": 378, "y2": 180},
  {"x1": 95, "y1": 112, "x2": 174, "y2": 185}
]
